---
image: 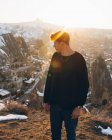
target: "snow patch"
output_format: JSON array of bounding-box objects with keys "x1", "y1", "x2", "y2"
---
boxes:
[
  {"x1": 0, "y1": 24, "x2": 10, "y2": 35},
  {"x1": 84, "y1": 103, "x2": 91, "y2": 107},
  {"x1": 110, "y1": 74, "x2": 112, "y2": 79},
  {"x1": 98, "y1": 126, "x2": 112, "y2": 136},
  {"x1": 26, "y1": 99, "x2": 29, "y2": 102},
  {"x1": 105, "y1": 58, "x2": 112, "y2": 62},
  {"x1": 37, "y1": 91, "x2": 44, "y2": 97},
  {"x1": 0, "y1": 36, "x2": 5, "y2": 47},
  {"x1": 0, "y1": 114, "x2": 28, "y2": 121},
  {"x1": 0, "y1": 49, "x2": 8, "y2": 56},
  {"x1": 24, "y1": 78, "x2": 35, "y2": 84},
  {"x1": 83, "y1": 106, "x2": 90, "y2": 113},
  {"x1": 87, "y1": 91, "x2": 91, "y2": 96},
  {"x1": 0, "y1": 89, "x2": 10, "y2": 97},
  {"x1": 0, "y1": 103, "x2": 5, "y2": 111}
]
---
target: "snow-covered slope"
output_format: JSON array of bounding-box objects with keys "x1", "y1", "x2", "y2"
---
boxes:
[
  {"x1": 0, "y1": 19, "x2": 60, "y2": 43},
  {"x1": 0, "y1": 23, "x2": 43, "y2": 42},
  {"x1": 1, "y1": 19, "x2": 112, "y2": 45},
  {"x1": 0, "y1": 19, "x2": 56, "y2": 63}
]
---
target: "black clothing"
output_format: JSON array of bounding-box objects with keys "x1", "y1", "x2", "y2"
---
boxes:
[{"x1": 44, "y1": 51, "x2": 89, "y2": 109}]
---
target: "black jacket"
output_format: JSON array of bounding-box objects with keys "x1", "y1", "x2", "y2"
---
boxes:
[{"x1": 44, "y1": 51, "x2": 89, "y2": 109}]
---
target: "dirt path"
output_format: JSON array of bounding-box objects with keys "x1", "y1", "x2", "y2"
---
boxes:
[{"x1": 0, "y1": 110, "x2": 111, "y2": 140}]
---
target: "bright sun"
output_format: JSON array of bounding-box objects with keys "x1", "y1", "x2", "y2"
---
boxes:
[{"x1": 37, "y1": 0, "x2": 106, "y2": 28}]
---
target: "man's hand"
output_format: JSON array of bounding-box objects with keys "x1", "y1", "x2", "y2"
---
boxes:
[
  {"x1": 43, "y1": 103, "x2": 50, "y2": 113},
  {"x1": 71, "y1": 107, "x2": 81, "y2": 119}
]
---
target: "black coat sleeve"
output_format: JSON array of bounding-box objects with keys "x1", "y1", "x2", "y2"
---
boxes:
[
  {"x1": 77, "y1": 55, "x2": 89, "y2": 106},
  {"x1": 43, "y1": 53, "x2": 55, "y2": 104}
]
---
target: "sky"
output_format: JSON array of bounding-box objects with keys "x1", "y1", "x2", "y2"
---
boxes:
[{"x1": 0, "y1": 0, "x2": 112, "y2": 29}]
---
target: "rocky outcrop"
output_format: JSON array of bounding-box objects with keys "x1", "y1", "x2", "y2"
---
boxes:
[
  {"x1": 0, "y1": 33, "x2": 29, "y2": 64},
  {"x1": 91, "y1": 56, "x2": 112, "y2": 104}
]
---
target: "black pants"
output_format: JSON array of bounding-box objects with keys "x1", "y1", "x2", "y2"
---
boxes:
[{"x1": 50, "y1": 105, "x2": 78, "y2": 140}]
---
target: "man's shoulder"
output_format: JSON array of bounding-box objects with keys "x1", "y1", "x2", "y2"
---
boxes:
[
  {"x1": 53, "y1": 52, "x2": 59, "y2": 56},
  {"x1": 74, "y1": 51, "x2": 84, "y2": 59},
  {"x1": 52, "y1": 52, "x2": 60, "y2": 58}
]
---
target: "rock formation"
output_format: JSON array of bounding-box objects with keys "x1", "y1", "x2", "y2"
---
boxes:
[
  {"x1": 0, "y1": 33, "x2": 29, "y2": 65},
  {"x1": 91, "y1": 55, "x2": 112, "y2": 104}
]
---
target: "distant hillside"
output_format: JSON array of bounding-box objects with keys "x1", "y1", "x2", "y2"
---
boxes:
[{"x1": 0, "y1": 19, "x2": 61, "y2": 43}]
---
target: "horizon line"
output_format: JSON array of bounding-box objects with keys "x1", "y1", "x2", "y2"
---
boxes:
[{"x1": 0, "y1": 18, "x2": 112, "y2": 30}]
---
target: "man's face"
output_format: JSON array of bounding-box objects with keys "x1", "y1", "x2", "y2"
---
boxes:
[{"x1": 53, "y1": 41, "x2": 62, "y2": 52}]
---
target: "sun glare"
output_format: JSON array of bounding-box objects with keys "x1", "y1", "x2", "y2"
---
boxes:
[
  {"x1": 38, "y1": 0, "x2": 109, "y2": 28},
  {"x1": 0, "y1": 0, "x2": 112, "y2": 28},
  {"x1": 39, "y1": 0, "x2": 93, "y2": 27}
]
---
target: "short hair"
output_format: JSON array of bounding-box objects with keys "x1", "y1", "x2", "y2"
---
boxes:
[{"x1": 50, "y1": 31, "x2": 70, "y2": 45}]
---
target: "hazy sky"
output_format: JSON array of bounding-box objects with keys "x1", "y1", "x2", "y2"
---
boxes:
[{"x1": 0, "y1": 0, "x2": 112, "y2": 28}]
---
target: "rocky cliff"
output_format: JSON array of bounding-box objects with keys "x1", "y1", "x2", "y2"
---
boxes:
[
  {"x1": 0, "y1": 33, "x2": 29, "y2": 65},
  {"x1": 91, "y1": 55, "x2": 112, "y2": 104}
]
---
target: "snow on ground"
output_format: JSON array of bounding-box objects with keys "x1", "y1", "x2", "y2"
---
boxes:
[
  {"x1": 0, "y1": 89, "x2": 10, "y2": 97},
  {"x1": 87, "y1": 91, "x2": 91, "y2": 96},
  {"x1": 25, "y1": 78, "x2": 39, "y2": 94},
  {"x1": 0, "y1": 103, "x2": 5, "y2": 111},
  {"x1": 24, "y1": 78, "x2": 35, "y2": 84},
  {"x1": 84, "y1": 103, "x2": 91, "y2": 107},
  {"x1": 30, "y1": 55, "x2": 45, "y2": 63},
  {"x1": 0, "y1": 114, "x2": 28, "y2": 121},
  {"x1": 105, "y1": 58, "x2": 112, "y2": 62},
  {"x1": 0, "y1": 36, "x2": 5, "y2": 47},
  {"x1": 0, "y1": 24, "x2": 11, "y2": 35},
  {"x1": 98, "y1": 126, "x2": 112, "y2": 136},
  {"x1": 37, "y1": 91, "x2": 44, "y2": 97},
  {"x1": 0, "y1": 48, "x2": 8, "y2": 56},
  {"x1": 26, "y1": 99, "x2": 29, "y2": 102},
  {"x1": 83, "y1": 106, "x2": 90, "y2": 113},
  {"x1": 110, "y1": 74, "x2": 112, "y2": 79}
]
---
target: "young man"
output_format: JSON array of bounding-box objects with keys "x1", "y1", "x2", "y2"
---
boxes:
[{"x1": 43, "y1": 31, "x2": 89, "y2": 140}]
